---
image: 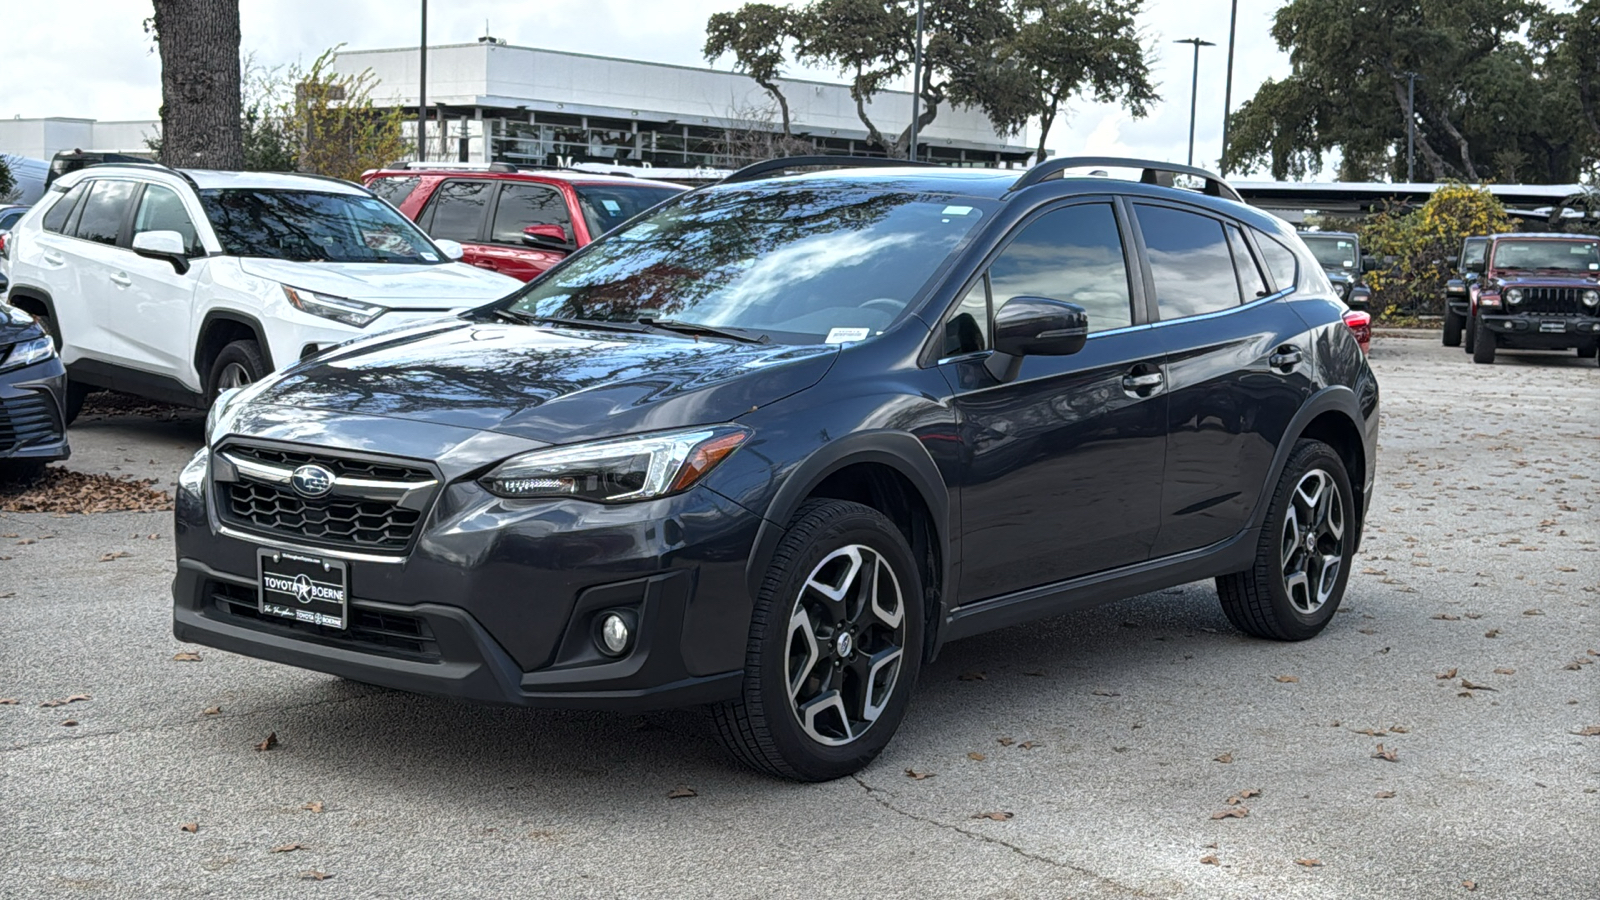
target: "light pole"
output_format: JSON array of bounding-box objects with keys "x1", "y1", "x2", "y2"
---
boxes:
[
  {"x1": 908, "y1": 0, "x2": 924, "y2": 162},
  {"x1": 1405, "y1": 72, "x2": 1419, "y2": 183},
  {"x1": 1174, "y1": 38, "x2": 1215, "y2": 168},
  {"x1": 418, "y1": 0, "x2": 428, "y2": 162},
  {"x1": 1220, "y1": 1, "x2": 1238, "y2": 175}
]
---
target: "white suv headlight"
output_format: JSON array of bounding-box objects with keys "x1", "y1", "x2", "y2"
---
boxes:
[
  {"x1": 0, "y1": 335, "x2": 56, "y2": 372},
  {"x1": 482, "y1": 426, "x2": 750, "y2": 503},
  {"x1": 283, "y1": 285, "x2": 388, "y2": 328}
]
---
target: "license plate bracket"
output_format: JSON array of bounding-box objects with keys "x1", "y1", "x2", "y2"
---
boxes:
[
  {"x1": 258, "y1": 549, "x2": 349, "y2": 630},
  {"x1": 1540, "y1": 320, "x2": 1567, "y2": 333}
]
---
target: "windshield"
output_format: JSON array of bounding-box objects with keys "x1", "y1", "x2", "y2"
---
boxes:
[
  {"x1": 1303, "y1": 236, "x2": 1358, "y2": 270},
  {"x1": 505, "y1": 184, "x2": 991, "y2": 343},
  {"x1": 1492, "y1": 239, "x2": 1600, "y2": 272},
  {"x1": 573, "y1": 183, "x2": 684, "y2": 239},
  {"x1": 199, "y1": 189, "x2": 444, "y2": 264}
]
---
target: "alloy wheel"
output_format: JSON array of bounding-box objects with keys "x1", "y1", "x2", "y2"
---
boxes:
[
  {"x1": 217, "y1": 362, "x2": 254, "y2": 390},
  {"x1": 1280, "y1": 468, "x2": 1345, "y2": 615},
  {"x1": 785, "y1": 544, "x2": 907, "y2": 746}
]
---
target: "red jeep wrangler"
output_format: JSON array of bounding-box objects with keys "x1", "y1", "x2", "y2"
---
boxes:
[
  {"x1": 365, "y1": 164, "x2": 684, "y2": 282},
  {"x1": 1465, "y1": 233, "x2": 1600, "y2": 365}
]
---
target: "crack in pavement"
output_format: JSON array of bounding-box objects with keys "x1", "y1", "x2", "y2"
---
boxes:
[{"x1": 849, "y1": 774, "x2": 1166, "y2": 899}]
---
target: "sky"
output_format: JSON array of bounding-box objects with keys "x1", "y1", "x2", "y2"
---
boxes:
[{"x1": 4, "y1": 0, "x2": 1294, "y2": 175}]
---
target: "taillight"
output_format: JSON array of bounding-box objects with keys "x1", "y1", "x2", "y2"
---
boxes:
[{"x1": 1342, "y1": 309, "x2": 1371, "y2": 354}]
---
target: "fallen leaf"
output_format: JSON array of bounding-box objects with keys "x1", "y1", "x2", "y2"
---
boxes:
[
  {"x1": 1200, "y1": 855, "x2": 1220, "y2": 865},
  {"x1": 1435, "y1": 668, "x2": 1458, "y2": 680},
  {"x1": 1493, "y1": 668, "x2": 1515, "y2": 675},
  {"x1": 1017, "y1": 741, "x2": 1039, "y2": 750},
  {"x1": 1374, "y1": 790, "x2": 1396, "y2": 798},
  {"x1": 1389, "y1": 725, "x2": 1410, "y2": 734},
  {"x1": 666, "y1": 786, "x2": 697, "y2": 799},
  {"x1": 98, "y1": 551, "x2": 131, "y2": 562},
  {"x1": 1351, "y1": 728, "x2": 1388, "y2": 737},
  {"x1": 180, "y1": 822, "x2": 199, "y2": 833},
  {"x1": 997, "y1": 736, "x2": 1015, "y2": 746},
  {"x1": 971, "y1": 811, "x2": 1014, "y2": 821},
  {"x1": 1214, "y1": 752, "x2": 1234, "y2": 764},
  {"x1": 1432, "y1": 613, "x2": 1460, "y2": 621},
  {"x1": 958, "y1": 671, "x2": 986, "y2": 682},
  {"x1": 1460, "y1": 679, "x2": 1497, "y2": 691},
  {"x1": 1372, "y1": 744, "x2": 1399, "y2": 762},
  {"x1": 255, "y1": 732, "x2": 278, "y2": 752},
  {"x1": 1296, "y1": 858, "x2": 1323, "y2": 867},
  {"x1": 1022, "y1": 669, "x2": 1046, "y2": 677},
  {"x1": 39, "y1": 699, "x2": 65, "y2": 708},
  {"x1": 1557, "y1": 566, "x2": 1577, "y2": 573},
  {"x1": 1563, "y1": 661, "x2": 1585, "y2": 671},
  {"x1": 1275, "y1": 675, "x2": 1299, "y2": 683},
  {"x1": 1484, "y1": 629, "x2": 1500, "y2": 639},
  {"x1": 271, "y1": 843, "x2": 308, "y2": 853},
  {"x1": 1211, "y1": 806, "x2": 1249, "y2": 820},
  {"x1": 0, "y1": 698, "x2": 16, "y2": 705},
  {"x1": 1091, "y1": 688, "x2": 1121, "y2": 696},
  {"x1": 1523, "y1": 609, "x2": 1544, "y2": 616},
  {"x1": 299, "y1": 871, "x2": 332, "y2": 881},
  {"x1": 1572, "y1": 725, "x2": 1600, "y2": 736},
  {"x1": 903, "y1": 768, "x2": 935, "y2": 780},
  {"x1": 203, "y1": 706, "x2": 221, "y2": 716},
  {"x1": 302, "y1": 801, "x2": 325, "y2": 813},
  {"x1": 60, "y1": 719, "x2": 77, "y2": 727},
  {"x1": 65, "y1": 694, "x2": 90, "y2": 703},
  {"x1": 967, "y1": 751, "x2": 987, "y2": 761},
  {"x1": 172, "y1": 652, "x2": 203, "y2": 662},
  {"x1": 1463, "y1": 880, "x2": 1477, "y2": 891},
  {"x1": 1238, "y1": 788, "x2": 1261, "y2": 799}
]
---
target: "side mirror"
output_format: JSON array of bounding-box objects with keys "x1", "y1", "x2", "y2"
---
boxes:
[
  {"x1": 1445, "y1": 278, "x2": 1466, "y2": 296},
  {"x1": 131, "y1": 230, "x2": 190, "y2": 274},
  {"x1": 986, "y1": 296, "x2": 1088, "y2": 381},
  {"x1": 1465, "y1": 259, "x2": 1486, "y2": 275},
  {"x1": 1360, "y1": 255, "x2": 1380, "y2": 272},
  {"x1": 433, "y1": 238, "x2": 465, "y2": 261},
  {"x1": 522, "y1": 224, "x2": 573, "y2": 251},
  {"x1": 1347, "y1": 285, "x2": 1372, "y2": 310}
]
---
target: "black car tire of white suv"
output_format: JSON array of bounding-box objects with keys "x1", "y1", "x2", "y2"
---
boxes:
[
  {"x1": 206, "y1": 340, "x2": 269, "y2": 402},
  {"x1": 712, "y1": 499, "x2": 924, "y2": 782},
  {"x1": 1216, "y1": 440, "x2": 1356, "y2": 642}
]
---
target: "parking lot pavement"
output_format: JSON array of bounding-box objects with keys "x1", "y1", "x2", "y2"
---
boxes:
[{"x1": 2, "y1": 333, "x2": 1596, "y2": 899}]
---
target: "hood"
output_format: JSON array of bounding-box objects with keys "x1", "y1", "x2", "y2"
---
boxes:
[
  {"x1": 1490, "y1": 272, "x2": 1600, "y2": 288},
  {"x1": 0, "y1": 302, "x2": 47, "y2": 346},
  {"x1": 237, "y1": 258, "x2": 519, "y2": 308},
  {"x1": 247, "y1": 322, "x2": 840, "y2": 445}
]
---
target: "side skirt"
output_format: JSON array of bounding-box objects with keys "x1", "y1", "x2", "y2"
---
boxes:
[{"x1": 67, "y1": 360, "x2": 208, "y2": 408}]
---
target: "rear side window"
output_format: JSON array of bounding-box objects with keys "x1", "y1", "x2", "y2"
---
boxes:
[
  {"x1": 1255, "y1": 232, "x2": 1299, "y2": 291},
  {"x1": 72, "y1": 180, "x2": 139, "y2": 246},
  {"x1": 988, "y1": 203, "x2": 1134, "y2": 334},
  {"x1": 1226, "y1": 225, "x2": 1270, "y2": 300},
  {"x1": 367, "y1": 176, "x2": 421, "y2": 208},
  {"x1": 490, "y1": 183, "x2": 570, "y2": 244},
  {"x1": 422, "y1": 180, "x2": 492, "y2": 241},
  {"x1": 134, "y1": 184, "x2": 204, "y2": 256},
  {"x1": 0, "y1": 209, "x2": 25, "y2": 230},
  {"x1": 41, "y1": 182, "x2": 90, "y2": 234},
  {"x1": 1135, "y1": 204, "x2": 1241, "y2": 319}
]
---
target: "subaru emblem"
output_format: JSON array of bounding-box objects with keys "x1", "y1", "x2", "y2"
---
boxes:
[{"x1": 290, "y1": 464, "x2": 335, "y2": 498}]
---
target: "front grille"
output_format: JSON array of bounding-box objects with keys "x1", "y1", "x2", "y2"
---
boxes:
[
  {"x1": 215, "y1": 443, "x2": 437, "y2": 553},
  {"x1": 0, "y1": 393, "x2": 62, "y2": 453},
  {"x1": 208, "y1": 580, "x2": 441, "y2": 660},
  {"x1": 1516, "y1": 287, "x2": 1589, "y2": 316}
]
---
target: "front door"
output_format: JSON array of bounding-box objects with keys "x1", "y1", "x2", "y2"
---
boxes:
[
  {"x1": 942, "y1": 201, "x2": 1169, "y2": 603},
  {"x1": 118, "y1": 183, "x2": 205, "y2": 389}
]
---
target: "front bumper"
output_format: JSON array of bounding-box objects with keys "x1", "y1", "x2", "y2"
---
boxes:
[
  {"x1": 171, "y1": 447, "x2": 760, "y2": 711},
  {"x1": 1, "y1": 356, "x2": 70, "y2": 463},
  {"x1": 1479, "y1": 313, "x2": 1600, "y2": 348}
]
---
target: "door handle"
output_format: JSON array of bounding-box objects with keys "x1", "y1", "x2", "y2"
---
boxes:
[
  {"x1": 1269, "y1": 346, "x2": 1303, "y2": 371},
  {"x1": 43, "y1": 251, "x2": 64, "y2": 266},
  {"x1": 1122, "y1": 371, "x2": 1164, "y2": 395},
  {"x1": 109, "y1": 272, "x2": 132, "y2": 287},
  {"x1": 472, "y1": 262, "x2": 497, "y2": 270}
]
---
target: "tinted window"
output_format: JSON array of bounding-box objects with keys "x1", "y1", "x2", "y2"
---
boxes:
[
  {"x1": 73, "y1": 180, "x2": 138, "y2": 246},
  {"x1": 573, "y1": 184, "x2": 683, "y2": 238},
  {"x1": 134, "y1": 184, "x2": 203, "y2": 256},
  {"x1": 508, "y1": 186, "x2": 990, "y2": 343},
  {"x1": 199, "y1": 189, "x2": 441, "y2": 264},
  {"x1": 367, "y1": 176, "x2": 421, "y2": 207},
  {"x1": 1302, "y1": 235, "x2": 1358, "y2": 270},
  {"x1": 423, "y1": 180, "x2": 492, "y2": 241},
  {"x1": 1462, "y1": 240, "x2": 1486, "y2": 268},
  {"x1": 41, "y1": 184, "x2": 87, "y2": 234},
  {"x1": 0, "y1": 209, "x2": 25, "y2": 230},
  {"x1": 1256, "y1": 232, "x2": 1299, "y2": 292},
  {"x1": 988, "y1": 203, "x2": 1133, "y2": 334},
  {"x1": 943, "y1": 279, "x2": 990, "y2": 356},
  {"x1": 1227, "y1": 226, "x2": 1270, "y2": 300},
  {"x1": 1491, "y1": 239, "x2": 1600, "y2": 272},
  {"x1": 490, "y1": 183, "x2": 569, "y2": 244},
  {"x1": 1135, "y1": 204, "x2": 1241, "y2": 319}
]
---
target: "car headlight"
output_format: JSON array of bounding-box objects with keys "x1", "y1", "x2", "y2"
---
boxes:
[
  {"x1": 283, "y1": 285, "x2": 388, "y2": 328},
  {"x1": 482, "y1": 425, "x2": 750, "y2": 503},
  {"x1": 205, "y1": 387, "x2": 244, "y2": 444},
  {"x1": 1584, "y1": 290, "x2": 1599, "y2": 307},
  {"x1": 0, "y1": 335, "x2": 56, "y2": 372},
  {"x1": 1505, "y1": 288, "x2": 1523, "y2": 305}
]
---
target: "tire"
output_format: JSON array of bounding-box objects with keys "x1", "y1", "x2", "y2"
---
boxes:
[
  {"x1": 1578, "y1": 343, "x2": 1597, "y2": 360},
  {"x1": 1471, "y1": 318, "x2": 1496, "y2": 364},
  {"x1": 1216, "y1": 440, "x2": 1355, "y2": 641},
  {"x1": 710, "y1": 499, "x2": 924, "y2": 782},
  {"x1": 1463, "y1": 313, "x2": 1476, "y2": 353},
  {"x1": 205, "y1": 340, "x2": 267, "y2": 403},
  {"x1": 1442, "y1": 309, "x2": 1463, "y2": 347},
  {"x1": 36, "y1": 313, "x2": 90, "y2": 426}
]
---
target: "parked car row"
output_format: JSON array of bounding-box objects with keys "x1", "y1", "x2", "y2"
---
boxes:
[{"x1": 1443, "y1": 233, "x2": 1600, "y2": 364}]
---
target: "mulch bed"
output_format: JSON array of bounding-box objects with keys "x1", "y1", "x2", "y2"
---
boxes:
[
  {"x1": 0, "y1": 468, "x2": 173, "y2": 514},
  {"x1": 78, "y1": 390, "x2": 189, "y2": 421}
]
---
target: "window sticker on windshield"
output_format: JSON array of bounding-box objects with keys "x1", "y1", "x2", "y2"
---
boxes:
[
  {"x1": 942, "y1": 206, "x2": 974, "y2": 216},
  {"x1": 826, "y1": 327, "x2": 872, "y2": 344},
  {"x1": 420, "y1": 252, "x2": 438, "y2": 262},
  {"x1": 601, "y1": 199, "x2": 621, "y2": 214}
]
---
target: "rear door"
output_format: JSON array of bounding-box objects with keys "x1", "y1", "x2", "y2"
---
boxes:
[
  {"x1": 943, "y1": 200, "x2": 1169, "y2": 602},
  {"x1": 57, "y1": 178, "x2": 143, "y2": 367},
  {"x1": 417, "y1": 179, "x2": 496, "y2": 271},
  {"x1": 475, "y1": 181, "x2": 575, "y2": 281},
  {"x1": 1129, "y1": 201, "x2": 1315, "y2": 558}
]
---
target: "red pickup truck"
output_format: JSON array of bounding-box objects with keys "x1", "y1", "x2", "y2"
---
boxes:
[{"x1": 365, "y1": 164, "x2": 684, "y2": 282}]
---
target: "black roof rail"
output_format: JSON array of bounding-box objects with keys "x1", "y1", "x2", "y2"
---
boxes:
[
  {"x1": 79, "y1": 159, "x2": 201, "y2": 194},
  {"x1": 721, "y1": 155, "x2": 941, "y2": 185},
  {"x1": 1011, "y1": 156, "x2": 1242, "y2": 203}
]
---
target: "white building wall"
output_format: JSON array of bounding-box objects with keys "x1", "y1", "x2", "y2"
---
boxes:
[{"x1": 0, "y1": 118, "x2": 158, "y2": 162}]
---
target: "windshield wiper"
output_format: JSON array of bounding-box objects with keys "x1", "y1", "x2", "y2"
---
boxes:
[
  {"x1": 636, "y1": 316, "x2": 769, "y2": 344},
  {"x1": 494, "y1": 309, "x2": 652, "y2": 333}
]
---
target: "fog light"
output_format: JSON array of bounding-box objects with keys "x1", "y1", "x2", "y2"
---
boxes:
[{"x1": 598, "y1": 612, "x2": 632, "y2": 656}]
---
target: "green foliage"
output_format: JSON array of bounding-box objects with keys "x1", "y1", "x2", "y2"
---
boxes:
[
  {"x1": 1359, "y1": 183, "x2": 1518, "y2": 318},
  {"x1": 705, "y1": 0, "x2": 1155, "y2": 160},
  {"x1": 1225, "y1": 0, "x2": 1592, "y2": 183},
  {"x1": 0, "y1": 156, "x2": 15, "y2": 203},
  {"x1": 284, "y1": 48, "x2": 409, "y2": 183}
]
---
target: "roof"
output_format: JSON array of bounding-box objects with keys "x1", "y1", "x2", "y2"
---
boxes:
[
  {"x1": 1488, "y1": 232, "x2": 1599, "y2": 241},
  {"x1": 1301, "y1": 231, "x2": 1358, "y2": 239},
  {"x1": 56, "y1": 164, "x2": 371, "y2": 195},
  {"x1": 370, "y1": 167, "x2": 684, "y2": 191}
]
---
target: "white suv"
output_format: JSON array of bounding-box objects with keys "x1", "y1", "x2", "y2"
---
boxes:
[{"x1": 1, "y1": 165, "x2": 520, "y2": 422}]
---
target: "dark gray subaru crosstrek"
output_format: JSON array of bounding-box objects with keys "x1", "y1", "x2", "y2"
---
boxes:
[{"x1": 174, "y1": 157, "x2": 1380, "y2": 781}]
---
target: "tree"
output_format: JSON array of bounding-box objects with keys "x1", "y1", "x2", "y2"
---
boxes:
[
  {"x1": 1360, "y1": 183, "x2": 1518, "y2": 317},
  {"x1": 705, "y1": 5, "x2": 800, "y2": 137},
  {"x1": 284, "y1": 49, "x2": 410, "y2": 183},
  {"x1": 150, "y1": 0, "x2": 244, "y2": 169},
  {"x1": 0, "y1": 157, "x2": 15, "y2": 203},
  {"x1": 1224, "y1": 0, "x2": 1588, "y2": 183}
]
